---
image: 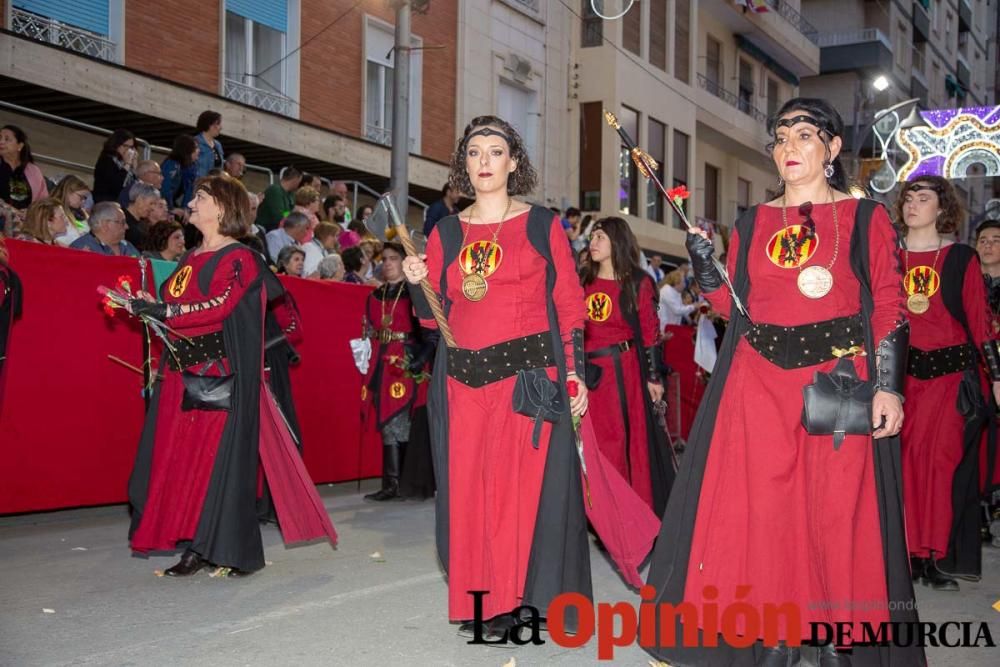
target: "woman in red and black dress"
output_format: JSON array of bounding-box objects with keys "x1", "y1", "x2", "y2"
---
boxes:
[
  {"x1": 642, "y1": 98, "x2": 924, "y2": 667},
  {"x1": 580, "y1": 217, "x2": 674, "y2": 515},
  {"x1": 402, "y1": 116, "x2": 590, "y2": 638},
  {"x1": 893, "y1": 176, "x2": 999, "y2": 591},
  {"x1": 127, "y1": 174, "x2": 336, "y2": 576}
]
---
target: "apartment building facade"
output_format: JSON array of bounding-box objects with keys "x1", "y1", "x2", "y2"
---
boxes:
[{"x1": 0, "y1": 0, "x2": 458, "y2": 214}]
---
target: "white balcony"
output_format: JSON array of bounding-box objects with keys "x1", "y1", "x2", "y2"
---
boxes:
[
  {"x1": 223, "y1": 78, "x2": 294, "y2": 117},
  {"x1": 365, "y1": 124, "x2": 416, "y2": 151},
  {"x1": 816, "y1": 28, "x2": 892, "y2": 51},
  {"x1": 10, "y1": 7, "x2": 116, "y2": 62}
]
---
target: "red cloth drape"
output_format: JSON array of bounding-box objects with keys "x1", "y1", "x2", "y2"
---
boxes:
[{"x1": 0, "y1": 240, "x2": 375, "y2": 514}]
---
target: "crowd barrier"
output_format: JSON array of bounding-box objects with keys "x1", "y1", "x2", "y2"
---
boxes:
[{"x1": 0, "y1": 240, "x2": 376, "y2": 514}]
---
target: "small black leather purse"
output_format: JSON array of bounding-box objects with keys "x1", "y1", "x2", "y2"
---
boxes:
[
  {"x1": 181, "y1": 360, "x2": 235, "y2": 412},
  {"x1": 801, "y1": 357, "x2": 874, "y2": 449},
  {"x1": 512, "y1": 368, "x2": 566, "y2": 448},
  {"x1": 583, "y1": 362, "x2": 603, "y2": 390}
]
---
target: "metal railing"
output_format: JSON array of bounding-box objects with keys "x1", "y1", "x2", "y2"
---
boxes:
[
  {"x1": 223, "y1": 78, "x2": 294, "y2": 117},
  {"x1": 697, "y1": 74, "x2": 768, "y2": 124},
  {"x1": 816, "y1": 28, "x2": 892, "y2": 51},
  {"x1": 365, "y1": 124, "x2": 417, "y2": 151},
  {"x1": 912, "y1": 47, "x2": 926, "y2": 74},
  {"x1": 10, "y1": 7, "x2": 116, "y2": 62},
  {"x1": 764, "y1": 0, "x2": 820, "y2": 45}
]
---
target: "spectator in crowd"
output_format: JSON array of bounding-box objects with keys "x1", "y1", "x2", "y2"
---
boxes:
[
  {"x1": 265, "y1": 210, "x2": 308, "y2": 264},
  {"x1": 422, "y1": 182, "x2": 458, "y2": 236},
  {"x1": 338, "y1": 228, "x2": 361, "y2": 250},
  {"x1": 300, "y1": 173, "x2": 324, "y2": 192},
  {"x1": 292, "y1": 186, "x2": 322, "y2": 240},
  {"x1": 118, "y1": 159, "x2": 164, "y2": 207},
  {"x1": 646, "y1": 253, "x2": 666, "y2": 283},
  {"x1": 223, "y1": 152, "x2": 246, "y2": 180},
  {"x1": 303, "y1": 221, "x2": 340, "y2": 276},
  {"x1": 50, "y1": 175, "x2": 91, "y2": 246},
  {"x1": 657, "y1": 269, "x2": 698, "y2": 331},
  {"x1": 148, "y1": 198, "x2": 172, "y2": 225},
  {"x1": 341, "y1": 245, "x2": 367, "y2": 284},
  {"x1": 323, "y1": 194, "x2": 347, "y2": 224},
  {"x1": 275, "y1": 245, "x2": 305, "y2": 277},
  {"x1": 564, "y1": 207, "x2": 587, "y2": 254},
  {"x1": 316, "y1": 253, "x2": 345, "y2": 281},
  {"x1": 14, "y1": 198, "x2": 68, "y2": 244},
  {"x1": 69, "y1": 201, "x2": 139, "y2": 257},
  {"x1": 142, "y1": 220, "x2": 186, "y2": 262},
  {"x1": 355, "y1": 204, "x2": 373, "y2": 224},
  {"x1": 257, "y1": 167, "x2": 302, "y2": 232},
  {"x1": 194, "y1": 110, "x2": 224, "y2": 178},
  {"x1": 161, "y1": 134, "x2": 199, "y2": 210},
  {"x1": 92, "y1": 129, "x2": 137, "y2": 203},
  {"x1": 0, "y1": 125, "x2": 49, "y2": 231},
  {"x1": 123, "y1": 182, "x2": 159, "y2": 251},
  {"x1": 330, "y1": 181, "x2": 352, "y2": 223}
]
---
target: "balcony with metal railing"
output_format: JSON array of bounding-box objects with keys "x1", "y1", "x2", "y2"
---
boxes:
[
  {"x1": 816, "y1": 28, "x2": 893, "y2": 74},
  {"x1": 697, "y1": 74, "x2": 768, "y2": 125},
  {"x1": 9, "y1": 7, "x2": 116, "y2": 62},
  {"x1": 764, "y1": 0, "x2": 820, "y2": 46},
  {"x1": 223, "y1": 78, "x2": 294, "y2": 117},
  {"x1": 365, "y1": 124, "x2": 417, "y2": 151}
]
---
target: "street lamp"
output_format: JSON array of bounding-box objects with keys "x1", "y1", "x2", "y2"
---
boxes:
[{"x1": 872, "y1": 75, "x2": 890, "y2": 92}]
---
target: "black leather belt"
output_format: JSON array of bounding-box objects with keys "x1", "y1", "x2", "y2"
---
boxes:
[
  {"x1": 448, "y1": 332, "x2": 553, "y2": 388},
  {"x1": 745, "y1": 313, "x2": 865, "y2": 370},
  {"x1": 586, "y1": 340, "x2": 634, "y2": 358},
  {"x1": 168, "y1": 331, "x2": 225, "y2": 370},
  {"x1": 907, "y1": 343, "x2": 975, "y2": 380}
]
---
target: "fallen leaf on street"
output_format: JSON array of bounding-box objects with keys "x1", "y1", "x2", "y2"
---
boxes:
[
  {"x1": 153, "y1": 570, "x2": 165, "y2": 577},
  {"x1": 501, "y1": 659, "x2": 516, "y2": 667},
  {"x1": 71, "y1": 547, "x2": 88, "y2": 551},
  {"x1": 42, "y1": 609, "x2": 55, "y2": 614},
  {"x1": 369, "y1": 551, "x2": 385, "y2": 562}
]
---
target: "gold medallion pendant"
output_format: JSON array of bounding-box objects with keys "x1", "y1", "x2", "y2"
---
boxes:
[
  {"x1": 907, "y1": 293, "x2": 930, "y2": 314},
  {"x1": 797, "y1": 265, "x2": 834, "y2": 299},
  {"x1": 462, "y1": 272, "x2": 488, "y2": 301},
  {"x1": 381, "y1": 314, "x2": 393, "y2": 327}
]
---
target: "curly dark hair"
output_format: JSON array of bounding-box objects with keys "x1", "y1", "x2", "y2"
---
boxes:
[
  {"x1": 893, "y1": 175, "x2": 965, "y2": 235},
  {"x1": 766, "y1": 97, "x2": 849, "y2": 195},
  {"x1": 449, "y1": 115, "x2": 537, "y2": 197},
  {"x1": 146, "y1": 220, "x2": 184, "y2": 252}
]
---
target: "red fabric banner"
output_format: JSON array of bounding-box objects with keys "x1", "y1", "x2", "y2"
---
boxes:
[{"x1": 0, "y1": 240, "x2": 375, "y2": 514}]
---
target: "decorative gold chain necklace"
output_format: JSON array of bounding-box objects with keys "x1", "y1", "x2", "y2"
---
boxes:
[
  {"x1": 459, "y1": 198, "x2": 512, "y2": 302},
  {"x1": 380, "y1": 281, "x2": 405, "y2": 327},
  {"x1": 903, "y1": 236, "x2": 942, "y2": 314},
  {"x1": 781, "y1": 190, "x2": 839, "y2": 299}
]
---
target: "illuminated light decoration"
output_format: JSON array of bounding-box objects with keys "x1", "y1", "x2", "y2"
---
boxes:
[
  {"x1": 896, "y1": 106, "x2": 1000, "y2": 182},
  {"x1": 590, "y1": 0, "x2": 636, "y2": 20}
]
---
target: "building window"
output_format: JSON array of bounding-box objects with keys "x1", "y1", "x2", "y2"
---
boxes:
[
  {"x1": 738, "y1": 59, "x2": 754, "y2": 114},
  {"x1": 623, "y1": 0, "x2": 641, "y2": 56},
  {"x1": 766, "y1": 78, "x2": 779, "y2": 117},
  {"x1": 894, "y1": 22, "x2": 907, "y2": 71},
  {"x1": 675, "y1": 0, "x2": 690, "y2": 84},
  {"x1": 363, "y1": 17, "x2": 422, "y2": 151},
  {"x1": 619, "y1": 106, "x2": 640, "y2": 215},
  {"x1": 649, "y1": 0, "x2": 667, "y2": 70},
  {"x1": 498, "y1": 79, "x2": 537, "y2": 163},
  {"x1": 12, "y1": 0, "x2": 118, "y2": 62},
  {"x1": 737, "y1": 178, "x2": 751, "y2": 217},
  {"x1": 579, "y1": 102, "x2": 603, "y2": 210},
  {"x1": 704, "y1": 164, "x2": 720, "y2": 224},
  {"x1": 582, "y1": 0, "x2": 602, "y2": 47},
  {"x1": 945, "y1": 12, "x2": 953, "y2": 47},
  {"x1": 672, "y1": 129, "x2": 689, "y2": 229},
  {"x1": 706, "y1": 36, "x2": 722, "y2": 88},
  {"x1": 646, "y1": 117, "x2": 666, "y2": 223},
  {"x1": 224, "y1": 5, "x2": 291, "y2": 115}
]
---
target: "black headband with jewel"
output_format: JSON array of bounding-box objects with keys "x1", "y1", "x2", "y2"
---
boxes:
[
  {"x1": 465, "y1": 127, "x2": 511, "y2": 144},
  {"x1": 905, "y1": 182, "x2": 943, "y2": 195},
  {"x1": 771, "y1": 114, "x2": 835, "y2": 137}
]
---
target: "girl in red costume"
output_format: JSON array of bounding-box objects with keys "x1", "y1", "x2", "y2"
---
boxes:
[
  {"x1": 126, "y1": 174, "x2": 336, "y2": 576},
  {"x1": 401, "y1": 116, "x2": 590, "y2": 638},
  {"x1": 642, "y1": 99, "x2": 924, "y2": 667},
  {"x1": 893, "y1": 176, "x2": 999, "y2": 591},
  {"x1": 580, "y1": 217, "x2": 674, "y2": 514}
]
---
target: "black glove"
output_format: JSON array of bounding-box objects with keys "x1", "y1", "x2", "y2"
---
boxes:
[
  {"x1": 685, "y1": 232, "x2": 723, "y2": 294},
  {"x1": 873, "y1": 323, "x2": 909, "y2": 400},
  {"x1": 983, "y1": 340, "x2": 1000, "y2": 383},
  {"x1": 408, "y1": 328, "x2": 440, "y2": 373},
  {"x1": 129, "y1": 299, "x2": 167, "y2": 320},
  {"x1": 645, "y1": 345, "x2": 664, "y2": 383},
  {"x1": 571, "y1": 328, "x2": 585, "y2": 376}
]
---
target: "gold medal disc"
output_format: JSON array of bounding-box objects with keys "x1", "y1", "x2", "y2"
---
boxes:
[
  {"x1": 797, "y1": 266, "x2": 834, "y2": 299},
  {"x1": 462, "y1": 273, "x2": 488, "y2": 301},
  {"x1": 381, "y1": 314, "x2": 393, "y2": 327},
  {"x1": 907, "y1": 293, "x2": 930, "y2": 314}
]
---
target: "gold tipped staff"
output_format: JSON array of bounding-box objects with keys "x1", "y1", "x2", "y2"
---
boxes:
[
  {"x1": 380, "y1": 194, "x2": 457, "y2": 348},
  {"x1": 604, "y1": 110, "x2": 752, "y2": 323}
]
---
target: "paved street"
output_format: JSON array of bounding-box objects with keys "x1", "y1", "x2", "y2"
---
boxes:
[{"x1": 1, "y1": 482, "x2": 997, "y2": 666}]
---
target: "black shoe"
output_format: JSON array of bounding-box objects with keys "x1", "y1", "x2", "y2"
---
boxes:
[
  {"x1": 364, "y1": 480, "x2": 402, "y2": 501},
  {"x1": 164, "y1": 549, "x2": 207, "y2": 577},
  {"x1": 757, "y1": 643, "x2": 801, "y2": 667},
  {"x1": 909, "y1": 556, "x2": 926, "y2": 582},
  {"x1": 365, "y1": 445, "x2": 404, "y2": 501},
  {"x1": 921, "y1": 560, "x2": 959, "y2": 591},
  {"x1": 457, "y1": 620, "x2": 477, "y2": 638},
  {"x1": 819, "y1": 643, "x2": 852, "y2": 667}
]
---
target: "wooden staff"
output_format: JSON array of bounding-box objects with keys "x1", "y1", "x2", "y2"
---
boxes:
[{"x1": 382, "y1": 195, "x2": 457, "y2": 348}]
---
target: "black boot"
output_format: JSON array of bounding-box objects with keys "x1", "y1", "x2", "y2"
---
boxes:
[
  {"x1": 909, "y1": 556, "x2": 926, "y2": 582},
  {"x1": 757, "y1": 642, "x2": 800, "y2": 667},
  {"x1": 364, "y1": 445, "x2": 402, "y2": 501},
  {"x1": 819, "y1": 643, "x2": 852, "y2": 667},
  {"x1": 921, "y1": 559, "x2": 959, "y2": 591},
  {"x1": 164, "y1": 549, "x2": 208, "y2": 577}
]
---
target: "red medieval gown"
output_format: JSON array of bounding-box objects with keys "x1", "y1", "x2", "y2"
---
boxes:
[
  {"x1": 128, "y1": 245, "x2": 336, "y2": 571},
  {"x1": 583, "y1": 276, "x2": 660, "y2": 508},
  {"x1": 683, "y1": 200, "x2": 903, "y2": 640},
  {"x1": 901, "y1": 245, "x2": 992, "y2": 566}
]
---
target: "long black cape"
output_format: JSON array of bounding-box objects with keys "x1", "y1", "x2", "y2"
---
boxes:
[
  {"x1": 415, "y1": 206, "x2": 592, "y2": 627},
  {"x1": 642, "y1": 200, "x2": 925, "y2": 666},
  {"x1": 129, "y1": 244, "x2": 281, "y2": 572},
  {"x1": 0, "y1": 259, "x2": 22, "y2": 380}
]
